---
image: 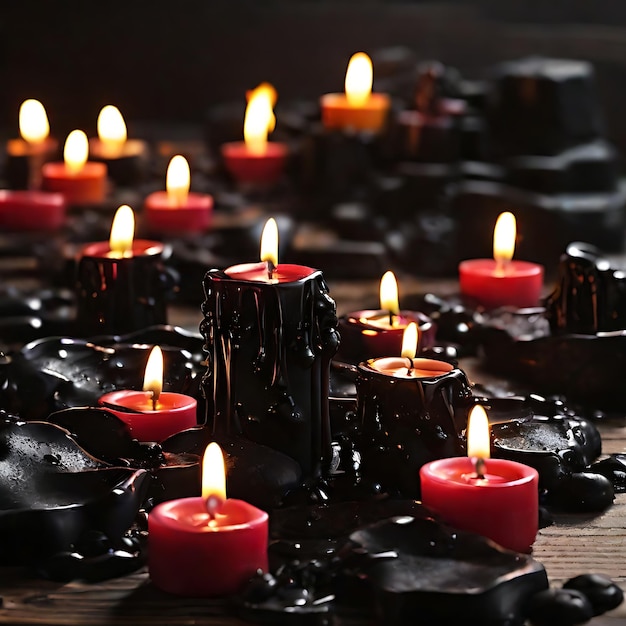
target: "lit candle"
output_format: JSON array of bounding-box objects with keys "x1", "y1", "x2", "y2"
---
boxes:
[
  {"x1": 41, "y1": 129, "x2": 107, "y2": 205},
  {"x1": 0, "y1": 189, "x2": 66, "y2": 231},
  {"x1": 320, "y1": 52, "x2": 391, "y2": 133},
  {"x1": 202, "y1": 217, "x2": 339, "y2": 479},
  {"x1": 89, "y1": 105, "x2": 149, "y2": 186},
  {"x1": 76, "y1": 205, "x2": 172, "y2": 335},
  {"x1": 144, "y1": 154, "x2": 213, "y2": 234},
  {"x1": 420, "y1": 405, "x2": 539, "y2": 553},
  {"x1": 458, "y1": 212, "x2": 544, "y2": 308},
  {"x1": 221, "y1": 83, "x2": 288, "y2": 184},
  {"x1": 5, "y1": 99, "x2": 58, "y2": 190},
  {"x1": 336, "y1": 271, "x2": 435, "y2": 362},
  {"x1": 149, "y1": 442, "x2": 269, "y2": 597},
  {"x1": 98, "y1": 345, "x2": 197, "y2": 442}
]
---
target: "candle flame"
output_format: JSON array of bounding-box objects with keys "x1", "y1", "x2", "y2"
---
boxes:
[
  {"x1": 260, "y1": 217, "x2": 279, "y2": 268},
  {"x1": 345, "y1": 52, "x2": 373, "y2": 107},
  {"x1": 64, "y1": 129, "x2": 89, "y2": 175},
  {"x1": 202, "y1": 442, "x2": 227, "y2": 501},
  {"x1": 19, "y1": 99, "x2": 49, "y2": 144},
  {"x1": 142, "y1": 346, "x2": 163, "y2": 407},
  {"x1": 401, "y1": 322, "x2": 419, "y2": 359},
  {"x1": 467, "y1": 405, "x2": 491, "y2": 460},
  {"x1": 380, "y1": 271, "x2": 400, "y2": 318},
  {"x1": 109, "y1": 205, "x2": 135, "y2": 257},
  {"x1": 166, "y1": 155, "x2": 190, "y2": 207},
  {"x1": 243, "y1": 83, "x2": 277, "y2": 156},
  {"x1": 493, "y1": 212, "x2": 516, "y2": 273},
  {"x1": 97, "y1": 105, "x2": 127, "y2": 156}
]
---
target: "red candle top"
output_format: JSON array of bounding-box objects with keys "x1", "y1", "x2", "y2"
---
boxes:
[{"x1": 366, "y1": 356, "x2": 453, "y2": 379}]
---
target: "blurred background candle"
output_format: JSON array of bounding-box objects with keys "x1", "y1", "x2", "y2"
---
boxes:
[
  {"x1": 320, "y1": 52, "x2": 391, "y2": 133},
  {"x1": 89, "y1": 105, "x2": 148, "y2": 186},
  {"x1": 459, "y1": 211, "x2": 544, "y2": 309},
  {"x1": 420, "y1": 405, "x2": 539, "y2": 553},
  {"x1": 99, "y1": 346, "x2": 197, "y2": 442},
  {"x1": 144, "y1": 154, "x2": 213, "y2": 234},
  {"x1": 42, "y1": 129, "x2": 107, "y2": 205},
  {"x1": 5, "y1": 99, "x2": 58, "y2": 190},
  {"x1": 149, "y1": 442, "x2": 268, "y2": 597},
  {"x1": 336, "y1": 270, "x2": 435, "y2": 362},
  {"x1": 0, "y1": 189, "x2": 66, "y2": 231},
  {"x1": 221, "y1": 83, "x2": 288, "y2": 184}
]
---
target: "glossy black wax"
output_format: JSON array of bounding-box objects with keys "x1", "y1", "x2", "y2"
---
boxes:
[{"x1": 201, "y1": 268, "x2": 339, "y2": 480}]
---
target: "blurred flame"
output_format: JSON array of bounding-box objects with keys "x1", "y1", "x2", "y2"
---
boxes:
[
  {"x1": 345, "y1": 52, "x2": 373, "y2": 107},
  {"x1": 243, "y1": 83, "x2": 277, "y2": 156},
  {"x1": 166, "y1": 155, "x2": 190, "y2": 207},
  {"x1": 401, "y1": 322, "x2": 418, "y2": 359},
  {"x1": 493, "y1": 212, "x2": 516, "y2": 272},
  {"x1": 64, "y1": 130, "x2": 88, "y2": 175},
  {"x1": 260, "y1": 217, "x2": 279, "y2": 268},
  {"x1": 379, "y1": 271, "x2": 400, "y2": 317},
  {"x1": 109, "y1": 205, "x2": 135, "y2": 257},
  {"x1": 97, "y1": 105, "x2": 127, "y2": 156},
  {"x1": 467, "y1": 405, "x2": 491, "y2": 460},
  {"x1": 142, "y1": 346, "x2": 163, "y2": 405},
  {"x1": 202, "y1": 442, "x2": 227, "y2": 501},
  {"x1": 19, "y1": 99, "x2": 49, "y2": 144}
]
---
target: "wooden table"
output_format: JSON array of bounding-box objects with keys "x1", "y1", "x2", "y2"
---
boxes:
[{"x1": 1, "y1": 278, "x2": 626, "y2": 624}]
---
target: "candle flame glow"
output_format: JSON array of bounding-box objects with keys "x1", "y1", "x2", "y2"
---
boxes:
[
  {"x1": 97, "y1": 105, "x2": 127, "y2": 157},
  {"x1": 260, "y1": 217, "x2": 279, "y2": 268},
  {"x1": 467, "y1": 405, "x2": 491, "y2": 460},
  {"x1": 142, "y1": 346, "x2": 163, "y2": 406},
  {"x1": 64, "y1": 129, "x2": 89, "y2": 175},
  {"x1": 19, "y1": 99, "x2": 50, "y2": 144},
  {"x1": 345, "y1": 52, "x2": 373, "y2": 107},
  {"x1": 109, "y1": 205, "x2": 135, "y2": 257},
  {"x1": 380, "y1": 271, "x2": 400, "y2": 318},
  {"x1": 202, "y1": 442, "x2": 227, "y2": 502},
  {"x1": 401, "y1": 322, "x2": 419, "y2": 359},
  {"x1": 166, "y1": 155, "x2": 190, "y2": 207},
  {"x1": 243, "y1": 83, "x2": 277, "y2": 156},
  {"x1": 493, "y1": 212, "x2": 516, "y2": 274}
]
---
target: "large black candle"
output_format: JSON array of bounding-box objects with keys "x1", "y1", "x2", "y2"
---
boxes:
[{"x1": 200, "y1": 220, "x2": 339, "y2": 480}]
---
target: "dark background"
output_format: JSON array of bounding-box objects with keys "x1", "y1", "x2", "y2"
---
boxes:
[{"x1": 3, "y1": 1, "x2": 626, "y2": 150}]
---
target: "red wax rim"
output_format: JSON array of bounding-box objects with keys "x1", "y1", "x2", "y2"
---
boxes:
[
  {"x1": 224, "y1": 262, "x2": 317, "y2": 283},
  {"x1": 424, "y1": 458, "x2": 538, "y2": 487},
  {"x1": 81, "y1": 239, "x2": 164, "y2": 258}
]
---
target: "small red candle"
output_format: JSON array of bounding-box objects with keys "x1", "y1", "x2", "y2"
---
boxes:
[
  {"x1": 320, "y1": 52, "x2": 391, "y2": 133},
  {"x1": 98, "y1": 346, "x2": 197, "y2": 442},
  {"x1": 42, "y1": 129, "x2": 107, "y2": 205},
  {"x1": 149, "y1": 442, "x2": 268, "y2": 597},
  {"x1": 459, "y1": 212, "x2": 544, "y2": 309},
  {"x1": 0, "y1": 189, "x2": 66, "y2": 231},
  {"x1": 420, "y1": 405, "x2": 539, "y2": 553},
  {"x1": 221, "y1": 83, "x2": 288, "y2": 184},
  {"x1": 144, "y1": 155, "x2": 213, "y2": 233}
]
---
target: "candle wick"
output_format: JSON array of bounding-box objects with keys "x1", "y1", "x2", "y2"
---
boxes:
[
  {"x1": 405, "y1": 357, "x2": 414, "y2": 377},
  {"x1": 494, "y1": 258, "x2": 509, "y2": 277},
  {"x1": 474, "y1": 457, "x2": 486, "y2": 480},
  {"x1": 206, "y1": 494, "x2": 224, "y2": 521},
  {"x1": 389, "y1": 311, "x2": 394, "y2": 327},
  {"x1": 266, "y1": 260, "x2": 276, "y2": 281},
  {"x1": 151, "y1": 392, "x2": 158, "y2": 411}
]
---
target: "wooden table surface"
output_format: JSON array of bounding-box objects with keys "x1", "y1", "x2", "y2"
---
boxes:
[{"x1": 1, "y1": 278, "x2": 626, "y2": 624}]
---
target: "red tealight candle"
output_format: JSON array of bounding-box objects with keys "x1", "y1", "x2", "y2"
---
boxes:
[
  {"x1": 459, "y1": 212, "x2": 544, "y2": 309},
  {"x1": 42, "y1": 129, "x2": 107, "y2": 205},
  {"x1": 420, "y1": 405, "x2": 539, "y2": 554},
  {"x1": 98, "y1": 345, "x2": 197, "y2": 443},
  {"x1": 320, "y1": 52, "x2": 391, "y2": 133},
  {"x1": 149, "y1": 442, "x2": 268, "y2": 597},
  {"x1": 144, "y1": 155, "x2": 213, "y2": 233},
  {"x1": 221, "y1": 83, "x2": 288, "y2": 184},
  {"x1": 0, "y1": 189, "x2": 66, "y2": 231}
]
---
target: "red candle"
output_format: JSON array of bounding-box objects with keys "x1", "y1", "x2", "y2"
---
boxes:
[
  {"x1": 42, "y1": 129, "x2": 107, "y2": 205},
  {"x1": 221, "y1": 83, "x2": 288, "y2": 184},
  {"x1": 420, "y1": 405, "x2": 539, "y2": 553},
  {"x1": 0, "y1": 189, "x2": 66, "y2": 231},
  {"x1": 459, "y1": 212, "x2": 543, "y2": 308},
  {"x1": 320, "y1": 52, "x2": 391, "y2": 133},
  {"x1": 149, "y1": 442, "x2": 268, "y2": 597},
  {"x1": 98, "y1": 346, "x2": 197, "y2": 442},
  {"x1": 144, "y1": 155, "x2": 213, "y2": 233}
]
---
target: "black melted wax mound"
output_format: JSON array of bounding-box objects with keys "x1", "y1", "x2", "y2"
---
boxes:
[
  {"x1": 239, "y1": 501, "x2": 548, "y2": 626},
  {"x1": 0, "y1": 325, "x2": 205, "y2": 421}
]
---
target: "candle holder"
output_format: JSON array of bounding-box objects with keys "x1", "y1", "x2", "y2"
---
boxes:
[
  {"x1": 201, "y1": 268, "x2": 339, "y2": 482},
  {"x1": 354, "y1": 359, "x2": 473, "y2": 497},
  {"x1": 75, "y1": 241, "x2": 178, "y2": 336}
]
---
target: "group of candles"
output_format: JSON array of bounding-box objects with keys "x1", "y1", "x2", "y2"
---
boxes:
[{"x1": 2, "y1": 51, "x2": 547, "y2": 597}]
